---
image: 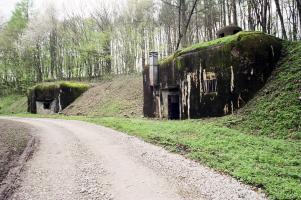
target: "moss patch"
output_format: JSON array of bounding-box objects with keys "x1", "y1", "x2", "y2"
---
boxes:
[
  {"x1": 30, "y1": 81, "x2": 89, "y2": 94},
  {"x1": 159, "y1": 31, "x2": 280, "y2": 67}
]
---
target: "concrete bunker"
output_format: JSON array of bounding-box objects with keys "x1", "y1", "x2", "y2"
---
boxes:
[
  {"x1": 28, "y1": 82, "x2": 89, "y2": 114},
  {"x1": 217, "y1": 25, "x2": 242, "y2": 38},
  {"x1": 36, "y1": 99, "x2": 58, "y2": 114},
  {"x1": 143, "y1": 31, "x2": 282, "y2": 119}
]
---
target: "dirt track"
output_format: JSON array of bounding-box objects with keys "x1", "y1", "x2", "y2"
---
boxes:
[
  {"x1": 3, "y1": 118, "x2": 266, "y2": 200},
  {"x1": 0, "y1": 120, "x2": 31, "y2": 184},
  {"x1": 0, "y1": 119, "x2": 34, "y2": 200}
]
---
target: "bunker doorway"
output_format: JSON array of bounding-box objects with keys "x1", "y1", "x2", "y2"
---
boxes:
[
  {"x1": 168, "y1": 94, "x2": 180, "y2": 120},
  {"x1": 43, "y1": 101, "x2": 51, "y2": 109}
]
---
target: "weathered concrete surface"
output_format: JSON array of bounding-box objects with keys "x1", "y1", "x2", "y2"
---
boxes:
[
  {"x1": 3, "y1": 118, "x2": 266, "y2": 200},
  {"x1": 144, "y1": 32, "x2": 282, "y2": 119}
]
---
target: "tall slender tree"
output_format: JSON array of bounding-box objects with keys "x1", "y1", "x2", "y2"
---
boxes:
[{"x1": 274, "y1": 0, "x2": 287, "y2": 39}]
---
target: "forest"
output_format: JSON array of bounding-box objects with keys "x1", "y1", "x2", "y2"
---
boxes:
[{"x1": 0, "y1": 0, "x2": 300, "y2": 95}]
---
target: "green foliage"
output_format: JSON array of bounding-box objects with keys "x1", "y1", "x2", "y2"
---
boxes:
[
  {"x1": 0, "y1": 0, "x2": 29, "y2": 45},
  {"x1": 31, "y1": 82, "x2": 60, "y2": 92},
  {"x1": 60, "y1": 81, "x2": 90, "y2": 91},
  {"x1": 0, "y1": 95, "x2": 27, "y2": 114},
  {"x1": 180, "y1": 31, "x2": 269, "y2": 54},
  {"x1": 0, "y1": 4, "x2": 113, "y2": 94},
  {"x1": 158, "y1": 54, "x2": 174, "y2": 65},
  {"x1": 30, "y1": 81, "x2": 89, "y2": 92},
  {"x1": 0, "y1": 0, "x2": 30, "y2": 95}
]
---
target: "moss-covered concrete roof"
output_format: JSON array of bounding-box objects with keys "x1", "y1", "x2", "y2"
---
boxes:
[
  {"x1": 159, "y1": 31, "x2": 280, "y2": 66},
  {"x1": 29, "y1": 81, "x2": 90, "y2": 93}
]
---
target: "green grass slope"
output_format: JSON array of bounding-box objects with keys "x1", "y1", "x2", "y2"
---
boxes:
[
  {"x1": 0, "y1": 95, "x2": 27, "y2": 114},
  {"x1": 222, "y1": 41, "x2": 301, "y2": 140},
  {"x1": 62, "y1": 75, "x2": 143, "y2": 117}
]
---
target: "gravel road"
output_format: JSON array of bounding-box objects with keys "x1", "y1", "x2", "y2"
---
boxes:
[{"x1": 3, "y1": 118, "x2": 266, "y2": 200}]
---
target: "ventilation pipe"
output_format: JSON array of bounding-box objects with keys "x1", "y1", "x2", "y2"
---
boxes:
[{"x1": 149, "y1": 52, "x2": 159, "y2": 86}]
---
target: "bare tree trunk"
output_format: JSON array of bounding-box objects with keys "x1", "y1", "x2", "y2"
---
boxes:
[
  {"x1": 181, "y1": 0, "x2": 188, "y2": 47},
  {"x1": 289, "y1": 0, "x2": 298, "y2": 40},
  {"x1": 274, "y1": 0, "x2": 288, "y2": 39},
  {"x1": 232, "y1": 0, "x2": 238, "y2": 25},
  {"x1": 50, "y1": 29, "x2": 57, "y2": 79},
  {"x1": 222, "y1": 0, "x2": 227, "y2": 26},
  {"x1": 262, "y1": 0, "x2": 268, "y2": 33},
  {"x1": 296, "y1": 0, "x2": 301, "y2": 36},
  {"x1": 141, "y1": 27, "x2": 146, "y2": 69},
  {"x1": 34, "y1": 43, "x2": 43, "y2": 82},
  {"x1": 248, "y1": 0, "x2": 255, "y2": 30},
  {"x1": 176, "y1": 0, "x2": 198, "y2": 50},
  {"x1": 227, "y1": 0, "x2": 232, "y2": 24}
]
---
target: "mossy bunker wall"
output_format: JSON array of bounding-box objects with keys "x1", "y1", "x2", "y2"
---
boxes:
[
  {"x1": 28, "y1": 82, "x2": 89, "y2": 114},
  {"x1": 143, "y1": 32, "x2": 282, "y2": 119}
]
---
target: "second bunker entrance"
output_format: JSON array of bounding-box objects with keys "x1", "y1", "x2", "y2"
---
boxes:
[
  {"x1": 162, "y1": 88, "x2": 180, "y2": 120},
  {"x1": 28, "y1": 82, "x2": 89, "y2": 114},
  {"x1": 168, "y1": 94, "x2": 180, "y2": 120}
]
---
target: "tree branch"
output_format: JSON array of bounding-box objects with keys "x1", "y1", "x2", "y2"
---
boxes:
[
  {"x1": 176, "y1": 0, "x2": 199, "y2": 50},
  {"x1": 161, "y1": 0, "x2": 179, "y2": 8}
]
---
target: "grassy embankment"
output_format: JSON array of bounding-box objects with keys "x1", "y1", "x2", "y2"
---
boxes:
[
  {"x1": 0, "y1": 94, "x2": 27, "y2": 115},
  {"x1": 0, "y1": 40, "x2": 300, "y2": 199}
]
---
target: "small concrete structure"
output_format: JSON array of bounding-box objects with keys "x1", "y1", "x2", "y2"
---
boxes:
[
  {"x1": 36, "y1": 100, "x2": 59, "y2": 114},
  {"x1": 28, "y1": 82, "x2": 88, "y2": 114},
  {"x1": 217, "y1": 25, "x2": 242, "y2": 38}
]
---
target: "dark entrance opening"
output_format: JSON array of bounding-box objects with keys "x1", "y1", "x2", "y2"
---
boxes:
[
  {"x1": 168, "y1": 95, "x2": 180, "y2": 120},
  {"x1": 43, "y1": 102, "x2": 51, "y2": 109},
  {"x1": 218, "y1": 33, "x2": 225, "y2": 38}
]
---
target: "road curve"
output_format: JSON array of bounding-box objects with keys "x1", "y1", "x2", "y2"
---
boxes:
[{"x1": 3, "y1": 117, "x2": 266, "y2": 200}]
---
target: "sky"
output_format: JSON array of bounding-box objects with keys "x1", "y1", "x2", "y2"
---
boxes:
[
  {"x1": 0, "y1": 0, "x2": 124, "y2": 21},
  {"x1": 0, "y1": 0, "x2": 19, "y2": 20}
]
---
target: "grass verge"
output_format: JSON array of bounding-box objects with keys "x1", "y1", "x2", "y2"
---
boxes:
[
  {"x1": 220, "y1": 41, "x2": 301, "y2": 140},
  {"x1": 0, "y1": 95, "x2": 27, "y2": 114}
]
